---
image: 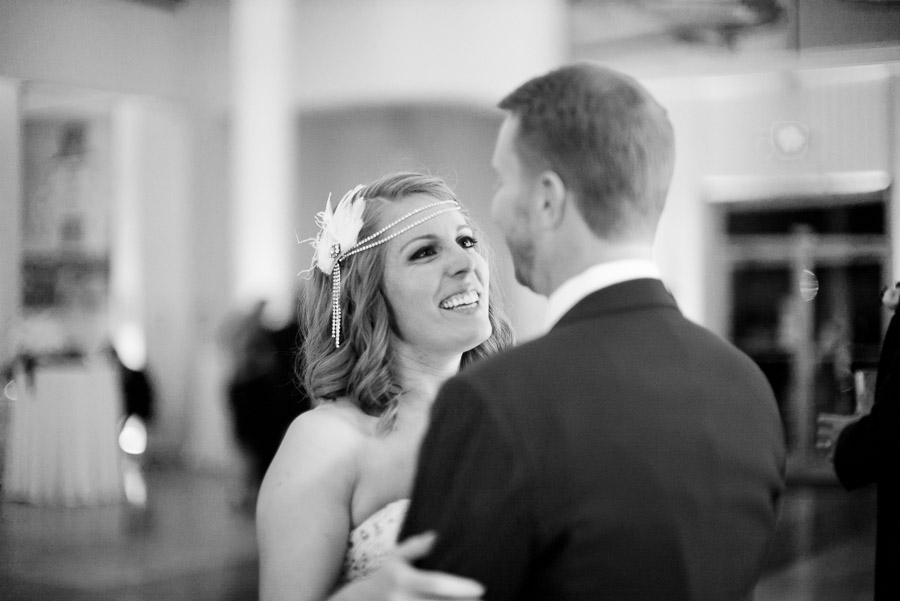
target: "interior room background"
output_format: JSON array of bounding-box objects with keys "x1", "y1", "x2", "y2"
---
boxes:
[{"x1": 1, "y1": 0, "x2": 899, "y2": 473}]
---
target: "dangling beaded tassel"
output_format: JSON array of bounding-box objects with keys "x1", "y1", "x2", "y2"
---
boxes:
[
  {"x1": 320, "y1": 199, "x2": 462, "y2": 349},
  {"x1": 330, "y1": 244, "x2": 343, "y2": 348}
]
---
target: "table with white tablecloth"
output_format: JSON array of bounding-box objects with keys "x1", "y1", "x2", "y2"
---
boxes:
[{"x1": 3, "y1": 362, "x2": 124, "y2": 505}]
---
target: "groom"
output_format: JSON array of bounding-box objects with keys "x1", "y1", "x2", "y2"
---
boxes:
[{"x1": 400, "y1": 62, "x2": 787, "y2": 600}]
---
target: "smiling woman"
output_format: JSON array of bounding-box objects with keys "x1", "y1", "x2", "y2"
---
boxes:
[
  {"x1": 299, "y1": 173, "x2": 512, "y2": 425},
  {"x1": 381, "y1": 192, "x2": 493, "y2": 366},
  {"x1": 255, "y1": 171, "x2": 514, "y2": 601}
]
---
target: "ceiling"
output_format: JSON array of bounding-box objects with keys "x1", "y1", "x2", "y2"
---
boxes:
[
  {"x1": 570, "y1": 0, "x2": 900, "y2": 62},
  {"x1": 26, "y1": 0, "x2": 900, "y2": 120}
]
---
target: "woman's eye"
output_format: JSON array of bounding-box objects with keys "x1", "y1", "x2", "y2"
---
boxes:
[
  {"x1": 458, "y1": 236, "x2": 478, "y2": 249},
  {"x1": 411, "y1": 246, "x2": 436, "y2": 260}
]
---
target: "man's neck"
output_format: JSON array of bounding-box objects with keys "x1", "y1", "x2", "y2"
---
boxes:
[{"x1": 541, "y1": 241, "x2": 654, "y2": 297}]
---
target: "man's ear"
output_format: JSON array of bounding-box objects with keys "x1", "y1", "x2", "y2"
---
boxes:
[{"x1": 536, "y1": 170, "x2": 567, "y2": 229}]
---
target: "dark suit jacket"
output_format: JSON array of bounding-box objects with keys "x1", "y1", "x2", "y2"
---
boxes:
[
  {"x1": 401, "y1": 279, "x2": 786, "y2": 601},
  {"x1": 833, "y1": 311, "x2": 900, "y2": 601}
]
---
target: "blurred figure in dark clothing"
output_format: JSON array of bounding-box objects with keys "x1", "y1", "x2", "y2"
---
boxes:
[
  {"x1": 818, "y1": 282, "x2": 900, "y2": 601},
  {"x1": 222, "y1": 301, "x2": 310, "y2": 511},
  {"x1": 104, "y1": 344, "x2": 155, "y2": 424}
]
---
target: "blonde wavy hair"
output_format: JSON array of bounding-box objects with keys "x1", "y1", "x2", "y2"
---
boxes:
[{"x1": 299, "y1": 172, "x2": 514, "y2": 431}]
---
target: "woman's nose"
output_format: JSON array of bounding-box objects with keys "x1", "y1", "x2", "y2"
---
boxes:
[{"x1": 446, "y1": 245, "x2": 476, "y2": 276}]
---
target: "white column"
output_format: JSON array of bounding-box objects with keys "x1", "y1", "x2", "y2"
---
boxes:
[
  {"x1": 230, "y1": 0, "x2": 297, "y2": 325},
  {"x1": 110, "y1": 98, "x2": 192, "y2": 461},
  {"x1": 110, "y1": 102, "x2": 146, "y2": 371},
  {"x1": 0, "y1": 77, "x2": 22, "y2": 366}
]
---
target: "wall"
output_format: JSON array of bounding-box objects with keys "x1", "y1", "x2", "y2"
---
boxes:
[
  {"x1": 0, "y1": 0, "x2": 183, "y2": 98},
  {"x1": 291, "y1": 0, "x2": 569, "y2": 109},
  {"x1": 0, "y1": 0, "x2": 232, "y2": 465},
  {"x1": 0, "y1": 78, "x2": 22, "y2": 366},
  {"x1": 648, "y1": 79, "x2": 711, "y2": 327},
  {"x1": 799, "y1": 0, "x2": 900, "y2": 50},
  {"x1": 647, "y1": 57, "x2": 900, "y2": 336},
  {"x1": 699, "y1": 65, "x2": 892, "y2": 177}
]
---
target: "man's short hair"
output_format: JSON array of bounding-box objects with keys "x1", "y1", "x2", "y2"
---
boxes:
[{"x1": 498, "y1": 62, "x2": 675, "y2": 241}]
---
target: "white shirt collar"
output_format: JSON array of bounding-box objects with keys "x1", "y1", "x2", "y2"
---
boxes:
[{"x1": 543, "y1": 259, "x2": 661, "y2": 331}]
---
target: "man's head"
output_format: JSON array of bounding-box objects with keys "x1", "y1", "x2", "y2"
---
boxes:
[{"x1": 490, "y1": 62, "x2": 675, "y2": 294}]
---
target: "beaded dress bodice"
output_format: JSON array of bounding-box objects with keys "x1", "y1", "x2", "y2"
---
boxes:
[{"x1": 340, "y1": 499, "x2": 410, "y2": 582}]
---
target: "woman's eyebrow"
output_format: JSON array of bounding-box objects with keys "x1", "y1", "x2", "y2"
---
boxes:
[{"x1": 400, "y1": 233, "x2": 439, "y2": 253}]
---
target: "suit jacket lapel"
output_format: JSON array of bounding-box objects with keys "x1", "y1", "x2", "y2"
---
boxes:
[{"x1": 553, "y1": 278, "x2": 679, "y2": 331}]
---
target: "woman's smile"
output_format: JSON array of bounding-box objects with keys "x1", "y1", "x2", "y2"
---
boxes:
[{"x1": 438, "y1": 289, "x2": 480, "y2": 310}]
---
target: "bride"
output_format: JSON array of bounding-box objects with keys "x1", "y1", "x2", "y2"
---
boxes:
[{"x1": 256, "y1": 172, "x2": 514, "y2": 601}]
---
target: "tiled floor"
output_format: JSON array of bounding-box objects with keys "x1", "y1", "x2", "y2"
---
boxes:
[
  {"x1": 0, "y1": 461, "x2": 878, "y2": 601},
  {"x1": 758, "y1": 481, "x2": 877, "y2": 601},
  {"x1": 1, "y1": 467, "x2": 259, "y2": 601}
]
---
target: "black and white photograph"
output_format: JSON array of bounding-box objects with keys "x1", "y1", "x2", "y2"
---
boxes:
[{"x1": 1, "y1": 1, "x2": 899, "y2": 600}]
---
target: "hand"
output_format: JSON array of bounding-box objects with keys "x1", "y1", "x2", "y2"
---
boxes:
[
  {"x1": 882, "y1": 282, "x2": 900, "y2": 311},
  {"x1": 816, "y1": 413, "x2": 861, "y2": 460},
  {"x1": 337, "y1": 531, "x2": 484, "y2": 601}
]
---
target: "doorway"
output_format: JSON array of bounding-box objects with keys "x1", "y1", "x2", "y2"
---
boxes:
[{"x1": 713, "y1": 190, "x2": 890, "y2": 458}]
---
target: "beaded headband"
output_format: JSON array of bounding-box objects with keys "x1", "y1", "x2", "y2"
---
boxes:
[{"x1": 310, "y1": 186, "x2": 461, "y2": 347}]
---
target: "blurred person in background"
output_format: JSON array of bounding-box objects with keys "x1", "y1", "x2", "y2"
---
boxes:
[
  {"x1": 400, "y1": 62, "x2": 787, "y2": 601},
  {"x1": 817, "y1": 281, "x2": 900, "y2": 601},
  {"x1": 104, "y1": 344, "x2": 155, "y2": 425},
  {"x1": 255, "y1": 172, "x2": 514, "y2": 601},
  {"x1": 221, "y1": 299, "x2": 310, "y2": 512}
]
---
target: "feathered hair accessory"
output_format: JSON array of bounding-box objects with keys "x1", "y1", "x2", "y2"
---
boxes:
[
  {"x1": 307, "y1": 185, "x2": 461, "y2": 348},
  {"x1": 314, "y1": 185, "x2": 366, "y2": 276}
]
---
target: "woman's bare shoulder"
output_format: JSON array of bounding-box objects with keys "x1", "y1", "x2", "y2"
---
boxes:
[
  {"x1": 257, "y1": 401, "x2": 372, "y2": 503},
  {"x1": 274, "y1": 402, "x2": 368, "y2": 466},
  {"x1": 256, "y1": 402, "x2": 369, "y2": 600},
  {"x1": 293, "y1": 399, "x2": 376, "y2": 439}
]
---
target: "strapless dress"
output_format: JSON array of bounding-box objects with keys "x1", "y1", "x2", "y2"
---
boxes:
[{"x1": 340, "y1": 498, "x2": 410, "y2": 582}]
